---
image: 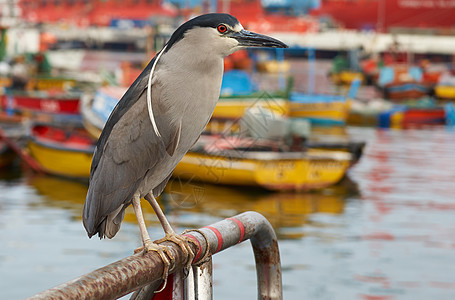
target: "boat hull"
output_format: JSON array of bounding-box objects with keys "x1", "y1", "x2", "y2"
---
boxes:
[
  {"x1": 435, "y1": 85, "x2": 455, "y2": 100},
  {"x1": 330, "y1": 71, "x2": 364, "y2": 86},
  {"x1": 0, "y1": 92, "x2": 80, "y2": 115},
  {"x1": 212, "y1": 97, "x2": 289, "y2": 120},
  {"x1": 379, "y1": 107, "x2": 447, "y2": 128},
  {"x1": 173, "y1": 151, "x2": 351, "y2": 192},
  {"x1": 27, "y1": 77, "x2": 77, "y2": 91},
  {"x1": 384, "y1": 82, "x2": 431, "y2": 100},
  {"x1": 289, "y1": 100, "x2": 351, "y2": 125},
  {"x1": 27, "y1": 123, "x2": 95, "y2": 179},
  {"x1": 28, "y1": 140, "x2": 93, "y2": 178}
]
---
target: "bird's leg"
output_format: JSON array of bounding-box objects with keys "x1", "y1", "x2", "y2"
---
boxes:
[
  {"x1": 145, "y1": 193, "x2": 195, "y2": 269},
  {"x1": 132, "y1": 194, "x2": 173, "y2": 286}
]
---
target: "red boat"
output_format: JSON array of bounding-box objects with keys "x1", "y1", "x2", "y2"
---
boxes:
[
  {"x1": 380, "y1": 104, "x2": 452, "y2": 128},
  {"x1": 0, "y1": 91, "x2": 81, "y2": 115},
  {"x1": 401, "y1": 108, "x2": 446, "y2": 128}
]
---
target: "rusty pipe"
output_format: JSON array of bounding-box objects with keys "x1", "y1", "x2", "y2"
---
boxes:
[
  {"x1": 28, "y1": 211, "x2": 282, "y2": 300},
  {"x1": 195, "y1": 211, "x2": 282, "y2": 300}
]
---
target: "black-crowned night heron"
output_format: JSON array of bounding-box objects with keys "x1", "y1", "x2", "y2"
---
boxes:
[{"x1": 82, "y1": 13, "x2": 287, "y2": 278}]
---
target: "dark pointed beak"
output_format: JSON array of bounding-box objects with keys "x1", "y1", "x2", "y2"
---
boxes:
[{"x1": 230, "y1": 30, "x2": 288, "y2": 48}]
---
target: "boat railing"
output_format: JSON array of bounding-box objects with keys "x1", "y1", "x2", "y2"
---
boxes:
[{"x1": 27, "y1": 211, "x2": 282, "y2": 300}]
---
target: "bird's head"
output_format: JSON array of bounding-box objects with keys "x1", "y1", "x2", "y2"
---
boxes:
[{"x1": 165, "y1": 13, "x2": 288, "y2": 58}]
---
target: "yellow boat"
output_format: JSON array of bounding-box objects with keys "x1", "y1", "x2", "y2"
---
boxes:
[
  {"x1": 26, "y1": 76, "x2": 77, "y2": 91},
  {"x1": 212, "y1": 94, "x2": 289, "y2": 120},
  {"x1": 289, "y1": 98, "x2": 352, "y2": 125},
  {"x1": 330, "y1": 71, "x2": 364, "y2": 86},
  {"x1": 256, "y1": 60, "x2": 291, "y2": 73},
  {"x1": 27, "y1": 123, "x2": 95, "y2": 179},
  {"x1": 0, "y1": 76, "x2": 11, "y2": 89},
  {"x1": 434, "y1": 85, "x2": 455, "y2": 100},
  {"x1": 173, "y1": 140, "x2": 352, "y2": 192},
  {"x1": 289, "y1": 78, "x2": 360, "y2": 125},
  {"x1": 213, "y1": 90, "x2": 354, "y2": 125}
]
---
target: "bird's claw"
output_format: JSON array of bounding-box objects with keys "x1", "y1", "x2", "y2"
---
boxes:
[
  {"x1": 156, "y1": 233, "x2": 195, "y2": 272},
  {"x1": 133, "y1": 235, "x2": 194, "y2": 293},
  {"x1": 134, "y1": 239, "x2": 173, "y2": 293}
]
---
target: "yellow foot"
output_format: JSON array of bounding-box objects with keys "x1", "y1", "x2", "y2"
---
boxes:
[
  {"x1": 134, "y1": 240, "x2": 173, "y2": 293},
  {"x1": 155, "y1": 233, "x2": 195, "y2": 269}
]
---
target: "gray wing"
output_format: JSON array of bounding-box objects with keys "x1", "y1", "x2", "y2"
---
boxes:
[
  {"x1": 83, "y1": 57, "x2": 181, "y2": 239},
  {"x1": 152, "y1": 172, "x2": 173, "y2": 198},
  {"x1": 90, "y1": 56, "x2": 157, "y2": 179}
]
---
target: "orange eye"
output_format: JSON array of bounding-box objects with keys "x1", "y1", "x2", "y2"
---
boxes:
[{"x1": 217, "y1": 24, "x2": 227, "y2": 33}]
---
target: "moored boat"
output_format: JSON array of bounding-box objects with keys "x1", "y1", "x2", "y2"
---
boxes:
[
  {"x1": 377, "y1": 65, "x2": 432, "y2": 101},
  {"x1": 329, "y1": 50, "x2": 366, "y2": 86},
  {"x1": 330, "y1": 70, "x2": 364, "y2": 86},
  {"x1": 305, "y1": 140, "x2": 365, "y2": 167},
  {"x1": 289, "y1": 78, "x2": 360, "y2": 125},
  {"x1": 81, "y1": 84, "x2": 289, "y2": 137},
  {"x1": 174, "y1": 135, "x2": 352, "y2": 192},
  {"x1": 434, "y1": 71, "x2": 455, "y2": 100},
  {"x1": 26, "y1": 76, "x2": 77, "y2": 91},
  {"x1": 80, "y1": 86, "x2": 126, "y2": 139},
  {"x1": 378, "y1": 103, "x2": 455, "y2": 128},
  {"x1": 435, "y1": 85, "x2": 455, "y2": 100},
  {"x1": 383, "y1": 81, "x2": 431, "y2": 101},
  {"x1": 213, "y1": 94, "x2": 289, "y2": 120},
  {"x1": 27, "y1": 122, "x2": 95, "y2": 178},
  {"x1": 288, "y1": 93, "x2": 352, "y2": 125},
  {"x1": 0, "y1": 90, "x2": 81, "y2": 116}
]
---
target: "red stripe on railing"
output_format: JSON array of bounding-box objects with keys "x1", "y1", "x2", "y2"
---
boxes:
[
  {"x1": 183, "y1": 234, "x2": 202, "y2": 262},
  {"x1": 204, "y1": 226, "x2": 223, "y2": 253},
  {"x1": 227, "y1": 217, "x2": 245, "y2": 244}
]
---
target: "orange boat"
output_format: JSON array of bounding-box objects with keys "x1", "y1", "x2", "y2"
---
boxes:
[{"x1": 378, "y1": 65, "x2": 432, "y2": 100}]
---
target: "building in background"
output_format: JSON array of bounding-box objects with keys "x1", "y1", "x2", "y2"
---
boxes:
[{"x1": 0, "y1": 0, "x2": 20, "y2": 27}]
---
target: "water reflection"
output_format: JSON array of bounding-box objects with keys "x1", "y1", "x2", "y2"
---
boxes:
[
  {"x1": 25, "y1": 172, "x2": 360, "y2": 240},
  {"x1": 26, "y1": 175, "x2": 88, "y2": 217},
  {"x1": 164, "y1": 176, "x2": 359, "y2": 239}
]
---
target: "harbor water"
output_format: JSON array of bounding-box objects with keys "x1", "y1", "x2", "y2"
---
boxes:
[{"x1": 1, "y1": 125, "x2": 455, "y2": 299}]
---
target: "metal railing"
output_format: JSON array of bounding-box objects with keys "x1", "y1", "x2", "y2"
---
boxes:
[{"x1": 28, "y1": 211, "x2": 282, "y2": 300}]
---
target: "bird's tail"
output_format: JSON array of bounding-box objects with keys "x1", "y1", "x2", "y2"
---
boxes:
[
  {"x1": 102, "y1": 205, "x2": 126, "y2": 239},
  {"x1": 83, "y1": 185, "x2": 126, "y2": 239},
  {"x1": 83, "y1": 203, "x2": 126, "y2": 239}
]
